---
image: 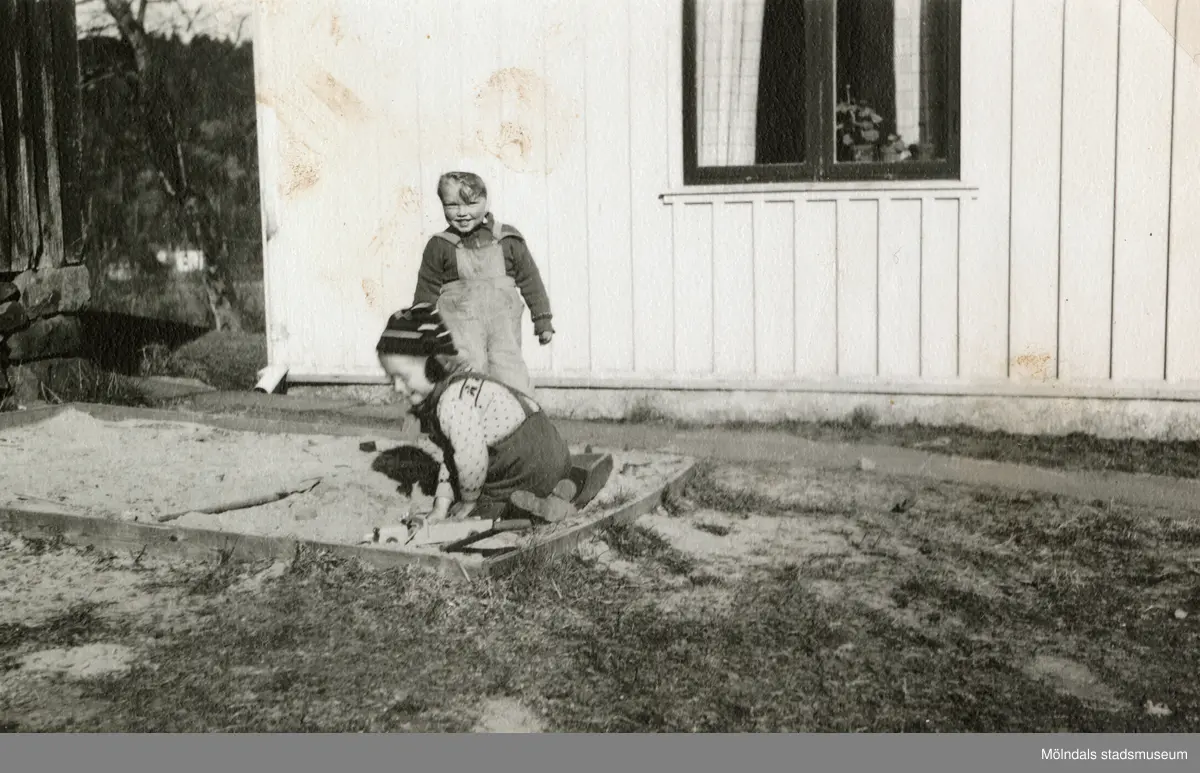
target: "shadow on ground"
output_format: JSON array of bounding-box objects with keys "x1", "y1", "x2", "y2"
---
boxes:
[
  {"x1": 78, "y1": 311, "x2": 209, "y2": 376},
  {"x1": 371, "y1": 445, "x2": 440, "y2": 497}
]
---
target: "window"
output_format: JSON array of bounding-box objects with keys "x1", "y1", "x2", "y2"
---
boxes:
[{"x1": 682, "y1": 0, "x2": 961, "y2": 185}]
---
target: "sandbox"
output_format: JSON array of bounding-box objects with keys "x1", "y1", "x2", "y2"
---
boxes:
[{"x1": 0, "y1": 404, "x2": 695, "y2": 580}]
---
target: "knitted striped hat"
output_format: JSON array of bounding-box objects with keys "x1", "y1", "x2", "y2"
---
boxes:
[{"x1": 376, "y1": 303, "x2": 458, "y2": 357}]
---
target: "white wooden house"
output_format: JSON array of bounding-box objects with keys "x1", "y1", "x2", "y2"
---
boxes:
[{"x1": 250, "y1": 0, "x2": 1200, "y2": 438}]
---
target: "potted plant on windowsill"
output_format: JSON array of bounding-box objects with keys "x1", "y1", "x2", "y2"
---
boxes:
[
  {"x1": 880, "y1": 134, "x2": 908, "y2": 163},
  {"x1": 836, "y1": 98, "x2": 884, "y2": 163},
  {"x1": 907, "y1": 142, "x2": 938, "y2": 161}
]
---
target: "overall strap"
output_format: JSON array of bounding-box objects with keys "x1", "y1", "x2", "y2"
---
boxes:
[
  {"x1": 510, "y1": 386, "x2": 539, "y2": 417},
  {"x1": 432, "y1": 231, "x2": 462, "y2": 245},
  {"x1": 444, "y1": 370, "x2": 539, "y2": 417}
]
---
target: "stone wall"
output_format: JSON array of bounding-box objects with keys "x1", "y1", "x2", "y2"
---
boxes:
[{"x1": 0, "y1": 265, "x2": 91, "y2": 404}]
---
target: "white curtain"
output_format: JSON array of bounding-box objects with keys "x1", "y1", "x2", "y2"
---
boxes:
[
  {"x1": 696, "y1": 0, "x2": 766, "y2": 166},
  {"x1": 893, "y1": 0, "x2": 923, "y2": 146}
]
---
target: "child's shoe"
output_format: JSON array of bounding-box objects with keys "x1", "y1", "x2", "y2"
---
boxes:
[
  {"x1": 509, "y1": 480, "x2": 579, "y2": 523},
  {"x1": 552, "y1": 479, "x2": 579, "y2": 502}
]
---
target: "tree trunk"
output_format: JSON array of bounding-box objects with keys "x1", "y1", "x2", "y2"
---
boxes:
[{"x1": 101, "y1": 0, "x2": 244, "y2": 332}]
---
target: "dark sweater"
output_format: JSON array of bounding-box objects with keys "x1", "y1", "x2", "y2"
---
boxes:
[{"x1": 413, "y1": 214, "x2": 554, "y2": 334}]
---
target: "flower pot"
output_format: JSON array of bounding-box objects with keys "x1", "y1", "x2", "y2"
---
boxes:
[
  {"x1": 852, "y1": 144, "x2": 876, "y2": 163},
  {"x1": 915, "y1": 143, "x2": 937, "y2": 161}
]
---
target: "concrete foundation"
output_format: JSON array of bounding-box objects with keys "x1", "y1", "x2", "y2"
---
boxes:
[{"x1": 287, "y1": 383, "x2": 1200, "y2": 442}]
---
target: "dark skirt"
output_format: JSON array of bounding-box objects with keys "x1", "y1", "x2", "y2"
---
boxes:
[{"x1": 479, "y1": 410, "x2": 572, "y2": 510}]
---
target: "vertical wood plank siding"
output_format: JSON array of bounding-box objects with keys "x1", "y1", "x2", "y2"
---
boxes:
[
  {"x1": 258, "y1": 0, "x2": 1200, "y2": 393},
  {"x1": 0, "y1": 0, "x2": 81, "y2": 273}
]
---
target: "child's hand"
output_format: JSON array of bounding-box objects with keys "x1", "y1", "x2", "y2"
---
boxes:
[
  {"x1": 427, "y1": 496, "x2": 452, "y2": 521},
  {"x1": 538, "y1": 330, "x2": 554, "y2": 345}
]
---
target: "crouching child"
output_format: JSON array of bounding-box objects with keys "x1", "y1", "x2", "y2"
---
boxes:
[{"x1": 376, "y1": 303, "x2": 576, "y2": 524}]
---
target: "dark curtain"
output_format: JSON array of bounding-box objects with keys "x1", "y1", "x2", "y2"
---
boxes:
[
  {"x1": 920, "y1": 0, "x2": 950, "y2": 155},
  {"x1": 754, "y1": 0, "x2": 806, "y2": 164},
  {"x1": 835, "y1": 0, "x2": 896, "y2": 137}
]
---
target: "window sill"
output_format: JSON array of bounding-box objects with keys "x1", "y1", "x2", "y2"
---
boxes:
[{"x1": 659, "y1": 179, "x2": 980, "y2": 202}]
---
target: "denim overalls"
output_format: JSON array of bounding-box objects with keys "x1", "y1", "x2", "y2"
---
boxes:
[{"x1": 431, "y1": 222, "x2": 534, "y2": 398}]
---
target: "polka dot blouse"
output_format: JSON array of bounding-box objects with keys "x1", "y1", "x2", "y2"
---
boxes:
[{"x1": 433, "y1": 375, "x2": 531, "y2": 503}]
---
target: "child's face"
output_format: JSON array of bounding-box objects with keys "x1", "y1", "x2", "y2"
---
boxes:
[
  {"x1": 379, "y1": 354, "x2": 434, "y2": 404},
  {"x1": 440, "y1": 184, "x2": 488, "y2": 234}
]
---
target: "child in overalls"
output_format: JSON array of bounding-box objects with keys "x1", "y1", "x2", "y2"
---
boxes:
[
  {"x1": 412, "y1": 171, "x2": 554, "y2": 399},
  {"x1": 376, "y1": 303, "x2": 576, "y2": 524}
]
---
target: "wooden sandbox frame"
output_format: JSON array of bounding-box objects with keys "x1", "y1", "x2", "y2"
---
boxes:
[{"x1": 0, "y1": 402, "x2": 696, "y2": 582}]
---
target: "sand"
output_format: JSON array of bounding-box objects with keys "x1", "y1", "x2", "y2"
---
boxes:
[
  {"x1": 174, "y1": 445, "x2": 692, "y2": 557},
  {"x1": 0, "y1": 408, "x2": 411, "y2": 521},
  {"x1": 2, "y1": 409, "x2": 693, "y2": 559}
]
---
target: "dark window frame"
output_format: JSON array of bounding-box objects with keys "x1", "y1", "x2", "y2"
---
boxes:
[{"x1": 682, "y1": 0, "x2": 962, "y2": 185}]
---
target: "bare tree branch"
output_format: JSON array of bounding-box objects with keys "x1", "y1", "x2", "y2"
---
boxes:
[{"x1": 95, "y1": 0, "x2": 245, "y2": 332}]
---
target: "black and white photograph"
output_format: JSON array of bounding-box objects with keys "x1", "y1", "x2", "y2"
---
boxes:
[{"x1": 1, "y1": 0, "x2": 1199, "y2": 757}]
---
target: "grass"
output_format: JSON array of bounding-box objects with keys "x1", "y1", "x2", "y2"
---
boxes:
[
  {"x1": 0, "y1": 602, "x2": 115, "y2": 653},
  {"x1": 137, "y1": 330, "x2": 267, "y2": 391},
  {"x1": 610, "y1": 404, "x2": 1200, "y2": 481},
  {"x1": 601, "y1": 523, "x2": 696, "y2": 576},
  {"x1": 0, "y1": 358, "x2": 150, "y2": 411},
  {"x1": 4, "y1": 454, "x2": 1196, "y2": 732}
]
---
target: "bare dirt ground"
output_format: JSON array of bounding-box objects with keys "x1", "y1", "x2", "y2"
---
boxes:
[{"x1": 2, "y1": 451, "x2": 1197, "y2": 732}]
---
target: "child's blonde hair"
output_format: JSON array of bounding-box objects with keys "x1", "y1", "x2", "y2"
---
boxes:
[{"x1": 437, "y1": 171, "x2": 488, "y2": 204}]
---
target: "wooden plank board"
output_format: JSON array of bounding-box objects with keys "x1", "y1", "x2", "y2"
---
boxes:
[
  {"x1": 414, "y1": 0, "x2": 463, "y2": 236},
  {"x1": 0, "y1": 0, "x2": 9, "y2": 272},
  {"x1": 251, "y1": 6, "x2": 286, "y2": 367},
  {"x1": 456, "y1": 0, "x2": 504, "y2": 195},
  {"x1": 322, "y1": 12, "x2": 366, "y2": 378},
  {"x1": 1008, "y1": 0, "x2": 1065, "y2": 381},
  {"x1": 542, "y1": 0, "x2": 591, "y2": 372},
  {"x1": 482, "y1": 460, "x2": 697, "y2": 579},
  {"x1": 583, "y1": 0, "x2": 634, "y2": 372},
  {"x1": 878, "y1": 198, "x2": 922, "y2": 379},
  {"x1": 673, "y1": 202, "x2": 715, "y2": 374},
  {"x1": 0, "y1": 505, "x2": 481, "y2": 582},
  {"x1": 0, "y1": 402, "x2": 67, "y2": 430},
  {"x1": 921, "y1": 198, "x2": 960, "y2": 378},
  {"x1": 259, "y1": 3, "x2": 340, "y2": 376},
  {"x1": 1057, "y1": 0, "x2": 1119, "y2": 380},
  {"x1": 753, "y1": 200, "x2": 795, "y2": 376},
  {"x1": 355, "y1": 6, "x2": 426, "y2": 373},
  {"x1": 0, "y1": 401, "x2": 414, "y2": 442},
  {"x1": 836, "y1": 199, "x2": 878, "y2": 378},
  {"x1": 50, "y1": 0, "x2": 83, "y2": 265},
  {"x1": 629, "y1": 0, "x2": 675, "y2": 374},
  {"x1": 412, "y1": 0, "x2": 463, "y2": 343},
  {"x1": 794, "y1": 199, "x2": 837, "y2": 377},
  {"x1": 0, "y1": 0, "x2": 38, "y2": 272},
  {"x1": 956, "y1": 0, "x2": 1012, "y2": 380},
  {"x1": 497, "y1": 0, "x2": 553, "y2": 374},
  {"x1": 712, "y1": 201, "x2": 755, "y2": 374},
  {"x1": 1112, "y1": 0, "x2": 1176, "y2": 380},
  {"x1": 28, "y1": 0, "x2": 64, "y2": 270},
  {"x1": 1166, "y1": 0, "x2": 1200, "y2": 381}
]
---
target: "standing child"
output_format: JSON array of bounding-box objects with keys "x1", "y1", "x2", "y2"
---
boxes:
[{"x1": 412, "y1": 171, "x2": 553, "y2": 398}]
